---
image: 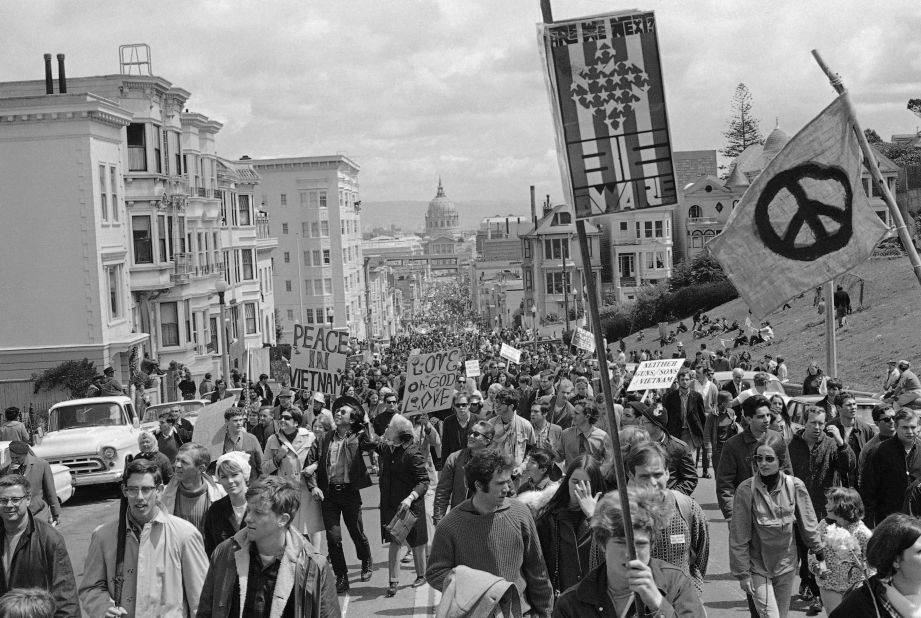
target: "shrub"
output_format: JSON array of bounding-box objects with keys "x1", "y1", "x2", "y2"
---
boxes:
[{"x1": 33, "y1": 359, "x2": 98, "y2": 398}]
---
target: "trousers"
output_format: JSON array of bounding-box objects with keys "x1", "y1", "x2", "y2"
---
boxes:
[
  {"x1": 750, "y1": 571, "x2": 795, "y2": 618},
  {"x1": 322, "y1": 486, "x2": 372, "y2": 576}
]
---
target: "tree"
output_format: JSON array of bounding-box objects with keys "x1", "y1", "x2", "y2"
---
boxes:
[
  {"x1": 33, "y1": 359, "x2": 98, "y2": 398},
  {"x1": 864, "y1": 128, "x2": 882, "y2": 143},
  {"x1": 721, "y1": 83, "x2": 764, "y2": 158},
  {"x1": 669, "y1": 252, "x2": 729, "y2": 291}
]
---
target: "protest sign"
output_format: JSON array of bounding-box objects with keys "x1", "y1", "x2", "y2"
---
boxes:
[
  {"x1": 539, "y1": 10, "x2": 677, "y2": 219},
  {"x1": 465, "y1": 359, "x2": 481, "y2": 378},
  {"x1": 626, "y1": 358, "x2": 686, "y2": 392},
  {"x1": 192, "y1": 396, "x2": 240, "y2": 460},
  {"x1": 573, "y1": 327, "x2": 596, "y2": 353},
  {"x1": 289, "y1": 324, "x2": 349, "y2": 395},
  {"x1": 499, "y1": 343, "x2": 521, "y2": 365},
  {"x1": 402, "y1": 349, "x2": 462, "y2": 416}
]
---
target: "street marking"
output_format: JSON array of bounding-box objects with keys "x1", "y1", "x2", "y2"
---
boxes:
[{"x1": 340, "y1": 591, "x2": 349, "y2": 617}]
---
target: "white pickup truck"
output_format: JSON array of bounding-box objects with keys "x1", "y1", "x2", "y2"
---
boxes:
[{"x1": 33, "y1": 396, "x2": 141, "y2": 487}]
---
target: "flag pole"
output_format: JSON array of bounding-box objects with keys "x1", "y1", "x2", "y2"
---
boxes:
[
  {"x1": 812, "y1": 50, "x2": 921, "y2": 291},
  {"x1": 824, "y1": 280, "x2": 838, "y2": 377},
  {"x1": 540, "y1": 0, "x2": 642, "y2": 576}
]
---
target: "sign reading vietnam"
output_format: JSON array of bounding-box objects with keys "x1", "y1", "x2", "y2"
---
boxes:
[
  {"x1": 539, "y1": 10, "x2": 677, "y2": 218},
  {"x1": 289, "y1": 324, "x2": 349, "y2": 394},
  {"x1": 626, "y1": 358, "x2": 686, "y2": 392},
  {"x1": 402, "y1": 349, "x2": 462, "y2": 416}
]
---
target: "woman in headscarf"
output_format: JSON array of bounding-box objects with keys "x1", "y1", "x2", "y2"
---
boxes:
[{"x1": 201, "y1": 451, "x2": 251, "y2": 557}]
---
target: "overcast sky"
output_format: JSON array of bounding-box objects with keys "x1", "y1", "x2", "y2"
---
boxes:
[{"x1": 3, "y1": 0, "x2": 920, "y2": 205}]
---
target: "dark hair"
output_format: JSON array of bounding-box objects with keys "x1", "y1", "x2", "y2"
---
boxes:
[
  {"x1": 0, "y1": 588, "x2": 55, "y2": 618},
  {"x1": 825, "y1": 378, "x2": 843, "y2": 391},
  {"x1": 122, "y1": 458, "x2": 163, "y2": 486},
  {"x1": 872, "y1": 404, "x2": 895, "y2": 423},
  {"x1": 625, "y1": 441, "x2": 668, "y2": 477},
  {"x1": 742, "y1": 395, "x2": 772, "y2": 418},
  {"x1": 471, "y1": 420, "x2": 494, "y2": 442},
  {"x1": 756, "y1": 434, "x2": 786, "y2": 462},
  {"x1": 465, "y1": 451, "x2": 513, "y2": 494},
  {"x1": 541, "y1": 454, "x2": 605, "y2": 517},
  {"x1": 867, "y1": 513, "x2": 921, "y2": 578},
  {"x1": 833, "y1": 391, "x2": 856, "y2": 406},
  {"x1": 246, "y1": 476, "x2": 300, "y2": 522},
  {"x1": 3, "y1": 407, "x2": 19, "y2": 422},
  {"x1": 281, "y1": 408, "x2": 304, "y2": 425},
  {"x1": 576, "y1": 400, "x2": 600, "y2": 424},
  {"x1": 495, "y1": 389, "x2": 519, "y2": 410},
  {"x1": 223, "y1": 407, "x2": 245, "y2": 421},
  {"x1": 825, "y1": 487, "x2": 864, "y2": 524},
  {"x1": 526, "y1": 447, "x2": 555, "y2": 474},
  {"x1": 895, "y1": 408, "x2": 920, "y2": 427},
  {"x1": 0, "y1": 474, "x2": 31, "y2": 497},
  {"x1": 717, "y1": 390, "x2": 732, "y2": 406},
  {"x1": 676, "y1": 368, "x2": 692, "y2": 380}
]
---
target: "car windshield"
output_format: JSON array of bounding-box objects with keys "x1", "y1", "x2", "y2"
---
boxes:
[{"x1": 49, "y1": 402, "x2": 125, "y2": 431}]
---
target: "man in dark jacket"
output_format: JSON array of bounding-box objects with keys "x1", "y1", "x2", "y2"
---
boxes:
[
  {"x1": 0, "y1": 442, "x2": 60, "y2": 525},
  {"x1": 304, "y1": 405, "x2": 376, "y2": 593},
  {"x1": 433, "y1": 421, "x2": 494, "y2": 525},
  {"x1": 197, "y1": 476, "x2": 340, "y2": 617},
  {"x1": 716, "y1": 395, "x2": 793, "y2": 520},
  {"x1": 663, "y1": 369, "x2": 707, "y2": 453},
  {"x1": 828, "y1": 391, "x2": 878, "y2": 488},
  {"x1": 440, "y1": 393, "x2": 476, "y2": 466},
  {"x1": 629, "y1": 402, "x2": 698, "y2": 496},
  {"x1": 253, "y1": 373, "x2": 274, "y2": 406},
  {"x1": 861, "y1": 408, "x2": 921, "y2": 527},
  {"x1": 0, "y1": 474, "x2": 79, "y2": 618}
]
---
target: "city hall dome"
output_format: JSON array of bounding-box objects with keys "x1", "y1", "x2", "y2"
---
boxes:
[{"x1": 425, "y1": 177, "x2": 460, "y2": 237}]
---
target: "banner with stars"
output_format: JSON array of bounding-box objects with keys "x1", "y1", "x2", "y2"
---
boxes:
[{"x1": 539, "y1": 10, "x2": 677, "y2": 219}]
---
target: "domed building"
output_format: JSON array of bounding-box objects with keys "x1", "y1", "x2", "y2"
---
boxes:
[
  {"x1": 424, "y1": 178, "x2": 460, "y2": 238},
  {"x1": 732, "y1": 121, "x2": 790, "y2": 182}
]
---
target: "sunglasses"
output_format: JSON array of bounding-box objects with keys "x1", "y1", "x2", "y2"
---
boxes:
[
  {"x1": 470, "y1": 431, "x2": 489, "y2": 439},
  {"x1": 457, "y1": 403, "x2": 470, "y2": 407},
  {"x1": 879, "y1": 416, "x2": 896, "y2": 423},
  {"x1": 753, "y1": 455, "x2": 777, "y2": 463},
  {"x1": 280, "y1": 415, "x2": 293, "y2": 420}
]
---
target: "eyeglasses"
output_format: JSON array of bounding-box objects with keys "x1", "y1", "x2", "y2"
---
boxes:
[
  {"x1": 470, "y1": 431, "x2": 489, "y2": 439},
  {"x1": 123, "y1": 486, "x2": 159, "y2": 497},
  {"x1": 457, "y1": 403, "x2": 470, "y2": 407},
  {"x1": 386, "y1": 400, "x2": 398, "y2": 404},
  {"x1": 879, "y1": 416, "x2": 896, "y2": 423},
  {"x1": 280, "y1": 415, "x2": 293, "y2": 420},
  {"x1": 0, "y1": 496, "x2": 26, "y2": 506},
  {"x1": 753, "y1": 455, "x2": 777, "y2": 463}
]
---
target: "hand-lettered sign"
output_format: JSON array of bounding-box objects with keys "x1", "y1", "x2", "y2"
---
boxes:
[
  {"x1": 289, "y1": 324, "x2": 349, "y2": 395},
  {"x1": 626, "y1": 358, "x2": 686, "y2": 392},
  {"x1": 402, "y1": 349, "x2": 463, "y2": 416},
  {"x1": 465, "y1": 359, "x2": 481, "y2": 378},
  {"x1": 499, "y1": 343, "x2": 521, "y2": 365}
]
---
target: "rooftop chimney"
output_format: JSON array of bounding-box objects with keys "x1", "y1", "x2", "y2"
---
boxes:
[
  {"x1": 43, "y1": 54, "x2": 53, "y2": 94},
  {"x1": 543, "y1": 194, "x2": 552, "y2": 217},
  {"x1": 56, "y1": 53, "x2": 66, "y2": 94},
  {"x1": 530, "y1": 185, "x2": 536, "y2": 224}
]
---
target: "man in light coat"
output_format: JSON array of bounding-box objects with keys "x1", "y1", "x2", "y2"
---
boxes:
[{"x1": 80, "y1": 458, "x2": 208, "y2": 617}]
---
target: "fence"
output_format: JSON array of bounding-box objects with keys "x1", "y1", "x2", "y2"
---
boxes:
[{"x1": 0, "y1": 379, "x2": 72, "y2": 438}]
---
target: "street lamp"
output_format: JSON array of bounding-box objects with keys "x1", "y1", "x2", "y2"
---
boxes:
[
  {"x1": 531, "y1": 304, "x2": 537, "y2": 342},
  {"x1": 215, "y1": 279, "x2": 231, "y2": 384}
]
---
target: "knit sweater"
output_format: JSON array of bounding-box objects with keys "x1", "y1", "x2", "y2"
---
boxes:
[{"x1": 426, "y1": 497, "x2": 553, "y2": 617}]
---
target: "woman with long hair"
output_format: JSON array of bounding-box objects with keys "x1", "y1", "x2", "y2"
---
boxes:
[
  {"x1": 830, "y1": 512, "x2": 921, "y2": 616},
  {"x1": 769, "y1": 394, "x2": 800, "y2": 444},
  {"x1": 729, "y1": 435, "x2": 827, "y2": 618},
  {"x1": 739, "y1": 351, "x2": 753, "y2": 371},
  {"x1": 535, "y1": 454, "x2": 606, "y2": 595},
  {"x1": 803, "y1": 362, "x2": 825, "y2": 396}
]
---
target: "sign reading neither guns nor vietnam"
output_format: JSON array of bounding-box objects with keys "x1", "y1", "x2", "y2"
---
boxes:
[
  {"x1": 403, "y1": 349, "x2": 463, "y2": 416},
  {"x1": 289, "y1": 324, "x2": 350, "y2": 394},
  {"x1": 626, "y1": 358, "x2": 687, "y2": 392}
]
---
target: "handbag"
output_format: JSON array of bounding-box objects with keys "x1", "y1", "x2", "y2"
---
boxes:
[{"x1": 386, "y1": 508, "x2": 418, "y2": 545}]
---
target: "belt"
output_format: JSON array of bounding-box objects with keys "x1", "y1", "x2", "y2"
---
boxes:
[{"x1": 330, "y1": 483, "x2": 352, "y2": 491}]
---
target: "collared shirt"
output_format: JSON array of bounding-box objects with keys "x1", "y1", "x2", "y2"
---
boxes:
[
  {"x1": 242, "y1": 544, "x2": 295, "y2": 618},
  {"x1": 559, "y1": 425, "x2": 611, "y2": 465},
  {"x1": 488, "y1": 415, "x2": 536, "y2": 467},
  {"x1": 223, "y1": 431, "x2": 244, "y2": 454},
  {"x1": 328, "y1": 432, "x2": 352, "y2": 484}
]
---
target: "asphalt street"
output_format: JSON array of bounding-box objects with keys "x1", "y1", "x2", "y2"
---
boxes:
[{"x1": 59, "y1": 471, "x2": 820, "y2": 617}]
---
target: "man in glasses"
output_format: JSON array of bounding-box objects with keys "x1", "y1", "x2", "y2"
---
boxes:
[
  {"x1": 80, "y1": 459, "x2": 208, "y2": 617},
  {"x1": 0, "y1": 474, "x2": 78, "y2": 617},
  {"x1": 487, "y1": 390, "x2": 535, "y2": 472},
  {"x1": 372, "y1": 392, "x2": 399, "y2": 438},
  {"x1": 433, "y1": 421, "x2": 495, "y2": 526},
  {"x1": 440, "y1": 393, "x2": 475, "y2": 466},
  {"x1": 857, "y1": 404, "x2": 896, "y2": 487}
]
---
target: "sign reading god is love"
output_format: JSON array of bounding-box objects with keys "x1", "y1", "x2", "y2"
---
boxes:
[
  {"x1": 402, "y1": 349, "x2": 463, "y2": 416},
  {"x1": 626, "y1": 358, "x2": 686, "y2": 392}
]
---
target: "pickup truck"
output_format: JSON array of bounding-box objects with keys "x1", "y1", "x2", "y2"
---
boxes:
[{"x1": 33, "y1": 396, "x2": 141, "y2": 487}]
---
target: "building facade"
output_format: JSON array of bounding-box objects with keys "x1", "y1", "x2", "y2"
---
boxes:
[
  {"x1": 250, "y1": 156, "x2": 366, "y2": 340},
  {"x1": 475, "y1": 216, "x2": 528, "y2": 261},
  {"x1": 424, "y1": 178, "x2": 459, "y2": 238}
]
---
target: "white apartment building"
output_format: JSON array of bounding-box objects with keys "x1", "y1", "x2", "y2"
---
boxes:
[
  {"x1": 597, "y1": 205, "x2": 675, "y2": 303},
  {"x1": 250, "y1": 156, "x2": 366, "y2": 340},
  {"x1": 0, "y1": 50, "x2": 276, "y2": 388}
]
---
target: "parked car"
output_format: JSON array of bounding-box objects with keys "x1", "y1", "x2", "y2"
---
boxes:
[
  {"x1": 200, "y1": 387, "x2": 242, "y2": 403},
  {"x1": 0, "y1": 442, "x2": 74, "y2": 504},
  {"x1": 33, "y1": 396, "x2": 141, "y2": 487},
  {"x1": 140, "y1": 399, "x2": 208, "y2": 432},
  {"x1": 787, "y1": 394, "x2": 883, "y2": 426},
  {"x1": 713, "y1": 371, "x2": 790, "y2": 403}
]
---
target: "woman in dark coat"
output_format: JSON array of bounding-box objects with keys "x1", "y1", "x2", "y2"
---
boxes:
[{"x1": 374, "y1": 413, "x2": 430, "y2": 597}]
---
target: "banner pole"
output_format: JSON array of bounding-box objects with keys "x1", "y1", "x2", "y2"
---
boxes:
[
  {"x1": 812, "y1": 49, "x2": 921, "y2": 291},
  {"x1": 824, "y1": 280, "x2": 838, "y2": 377},
  {"x1": 541, "y1": 4, "x2": 639, "y2": 610}
]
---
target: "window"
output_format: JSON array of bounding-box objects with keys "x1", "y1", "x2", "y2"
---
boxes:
[
  {"x1": 646, "y1": 252, "x2": 655, "y2": 269},
  {"x1": 98, "y1": 165, "x2": 109, "y2": 221},
  {"x1": 644, "y1": 221, "x2": 653, "y2": 238},
  {"x1": 126, "y1": 123, "x2": 146, "y2": 171},
  {"x1": 280, "y1": 194, "x2": 287, "y2": 206},
  {"x1": 207, "y1": 316, "x2": 218, "y2": 352},
  {"x1": 545, "y1": 271, "x2": 571, "y2": 295},
  {"x1": 184, "y1": 299, "x2": 192, "y2": 343},
  {"x1": 689, "y1": 205, "x2": 702, "y2": 219},
  {"x1": 311, "y1": 222, "x2": 319, "y2": 237},
  {"x1": 238, "y1": 194, "x2": 251, "y2": 226},
  {"x1": 153, "y1": 125, "x2": 162, "y2": 174},
  {"x1": 160, "y1": 302, "x2": 179, "y2": 347},
  {"x1": 287, "y1": 309, "x2": 294, "y2": 320},
  {"x1": 244, "y1": 303, "x2": 257, "y2": 334},
  {"x1": 157, "y1": 215, "x2": 168, "y2": 262},
  {"x1": 282, "y1": 223, "x2": 289, "y2": 234},
  {"x1": 306, "y1": 308, "x2": 315, "y2": 324},
  {"x1": 285, "y1": 280, "x2": 292, "y2": 292},
  {"x1": 105, "y1": 264, "x2": 122, "y2": 320},
  {"x1": 242, "y1": 250, "x2": 254, "y2": 280},
  {"x1": 524, "y1": 269, "x2": 533, "y2": 290},
  {"x1": 303, "y1": 251, "x2": 311, "y2": 266},
  {"x1": 523, "y1": 241, "x2": 531, "y2": 258},
  {"x1": 323, "y1": 249, "x2": 330, "y2": 265},
  {"x1": 110, "y1": 167, "x2": 119, "y2": 221},
  {"x1": 312, "y1": 250, "x2": 321, "y2": 266},
  {"x1": 654, "y1": 220, "x2": 663, "y2": 237},
  {"x1": 324, "y1": 278, "x2": 332, "y2": 294},
  {"x1": 543, "y1": 238, "x2": 569, "y2": 260},
  {"x1": 283, "y1": 252, "x2": 290, "y2": 263},
  {"x1": 620, "y1": 222, "x2": 628, "y2": 231},
  {"x1": 131, "y1": 216, "x2": 153, "y2": 264},
  {"x1": 321, "y1": 221, "x2": 329, "y2": 236},
  {"x1": 655, "y1": 251, "x2": 665, "y2": 269},
  {"x1": 691, "y1": 232, "x2": 703, "y2": 248},
  {"x1": 319, "y1": 191, "x2": 327, "y2": 208},
  {"x1": 635, "y1": 222, "x2": 641, "y2": 239}
]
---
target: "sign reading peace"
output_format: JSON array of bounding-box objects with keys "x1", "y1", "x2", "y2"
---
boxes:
[{"x1": 753, "y1": 162, "x2": 854, "y2": 261}]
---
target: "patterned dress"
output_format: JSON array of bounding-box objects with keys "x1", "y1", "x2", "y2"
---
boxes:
[{"x1": 809, "y1": 520, "x2": 874, "y2": 594}]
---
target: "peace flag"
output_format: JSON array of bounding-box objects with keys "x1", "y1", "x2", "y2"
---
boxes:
[
  {"x1": 538, "y1": 10, "x2": 678, "y2": 219},
  {"x1": 708, "y1": 95, "x2": 889, "y2": 318}
]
